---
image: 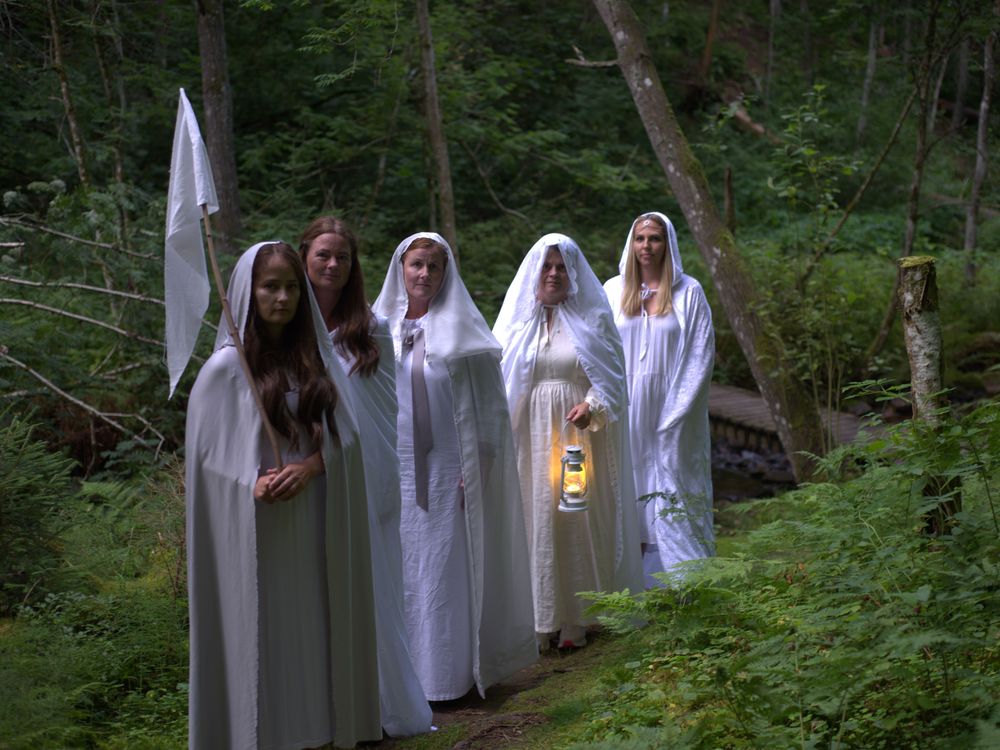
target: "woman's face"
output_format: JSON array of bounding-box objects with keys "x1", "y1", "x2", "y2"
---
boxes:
[
  {"x1": 402, "y1": 245, "x2": 447, "y2": 308},
  {"x1": 536, "y1": 246, "x2": 569, "y2": 305},
  {"x1": 253, "y1": 254, "x2": 301, "y2": 336},
  {"x1": 305, "y1": 232, "x2": 352, "y2": 295},
  {"x1": 631, "y1": 219, "x2": 667, "y2": 272}
]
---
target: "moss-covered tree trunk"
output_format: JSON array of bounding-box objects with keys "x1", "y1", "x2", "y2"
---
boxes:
[
  {"x1": 898, "y1": 256, "x2": 959, "y2": 534},
  {"x1": 591, "y1": 0, "x2": 826, "y2": 481}
]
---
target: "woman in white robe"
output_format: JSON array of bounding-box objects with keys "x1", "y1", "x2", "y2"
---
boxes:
[
  {"x1": 603, "y1": 212, "x2": 715, "y2": 587},
  {"x1": 299, "y1": 216, "x2": 432, "y2": 737},
  {"x1": 493, "y1": 234, "x2": 644, "y2": 649},
  {"x1": 372, "y1": 232, "x2": 536, "y2": 701},
  {"x1": 186, "y1": 241, "x2": 380, "y2": 749}
]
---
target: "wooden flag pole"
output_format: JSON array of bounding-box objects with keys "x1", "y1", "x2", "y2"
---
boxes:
[{"x1": 201, "y1": 204, "x2": 284, "y2": 470}]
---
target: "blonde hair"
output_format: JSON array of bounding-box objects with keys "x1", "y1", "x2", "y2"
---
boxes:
[{"x1": 621, "y1": 213, "x2": 673, "y2": 317}]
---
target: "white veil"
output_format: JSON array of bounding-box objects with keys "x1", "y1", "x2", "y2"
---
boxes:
[
  {"x1": 493, "y1": 233, "x2": 627, "y2": 427},
  {"x1": 371, "y1": 232, "x2": 501, "y2": 364},
  {"x1": 213, "y1": 240, "x2": 361, "y2": 442},
  {"x1": 617, "y1": 211, "x2": 685, "y2": 281}
]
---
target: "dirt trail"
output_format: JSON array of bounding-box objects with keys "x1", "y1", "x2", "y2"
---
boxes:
[{"x1": 378, "y1": 632, "x2": 622, "y2": 750}]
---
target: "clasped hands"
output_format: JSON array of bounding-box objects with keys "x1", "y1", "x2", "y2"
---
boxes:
[{"x1": 254, "y1": 452, "x2": 324, "y2": 504}]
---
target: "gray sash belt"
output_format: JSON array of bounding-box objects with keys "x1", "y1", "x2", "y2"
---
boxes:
[{"x1": 405, "y1": 328, "x2": 433, "y2": 511}]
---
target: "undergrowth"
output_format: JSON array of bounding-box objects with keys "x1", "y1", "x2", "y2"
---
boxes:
[
  {"x1": 0, "y1": 417, "x2": 188, "y2": 748},
  {"x1": 578, "y1": 399, "x2": 1000, "y2": 749}
]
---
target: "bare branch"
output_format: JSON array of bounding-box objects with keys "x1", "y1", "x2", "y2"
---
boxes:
[
  {"x1": 0, "y1": 217, "x2": 155, "y2": 259},
  {"x1": 0, "y1": 345, "x2": 163, "y2": 449},
  {"x1": 0, "y1": 297, "x2": 163, "y2": 347},
  {"x1": 798, "y1": 87, "x2": 918, "y2": 286},
  {"x1": 0, "y1": 274, "x2": 164, "y2": 306},
  {"x1": 730, "y1": 101, "x2": 782, "y2": 144},
  {"x1": 458, "y1": 141, "x2": 534, "y2": 228},
  {"x1": 566, "y1": 45, "x2": 618, "y2": 68}
]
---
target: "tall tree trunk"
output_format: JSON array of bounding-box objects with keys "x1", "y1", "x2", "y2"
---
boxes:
[
  {"x1": 901, "y1": 0, "x2": 912, "y2": 68},
  {"x1": 415, "y1": 0, "x2": 458, "y2": 258},
  {"x1": 799, "y1": 0, "x2": 814, "y2": 87},
  {"x1": 950, "y1": 36, "x2": 969, "y2": 134},
  {"x1": 897, "y1": 256, "x2": 959, "y2": 534},
  {"x1": 856, "y1": 17, "x2": 880, "y2": 145},
  {"x1": 696, "y1": 0, "x2": 723, "y2": 87},
  {"x1": 865, "y1": 1, "x2": 942, "y2": 366},
  {"x1": 90, "y1": 1, "x2": 128, "y2": 245},
  {"x1": 46, "y1": 0, "x2": 89, "y2": 188},
  {"x1": 196, "y1": 0, "x2": 242, "y2": 254},
  {"x1": 964, "y1": 26, "x2": 996, "y2": 284},
  {"x1": 591, "y1": 0, "x2": 826, "y2": 482},
  {"x1": 765, "y1": 0, "x2": 781, "y2": 113}
]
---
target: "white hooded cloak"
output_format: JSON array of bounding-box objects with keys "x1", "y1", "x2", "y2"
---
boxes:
[
  {"x1": 372, "y1": 232, "x2": 537, "y2": 701},
  {"x1": 330, "y1": 313, "x2": 433, "y2": 735},
  {"x1": 187, "y1": 242, "x2": 380, "y2": 749},
  {"x1": 603, "y1": 213, "x2": 716, "y2": 586},
  {"x1": 493, "y1": 233, "x2": 644, "y2": 633}
]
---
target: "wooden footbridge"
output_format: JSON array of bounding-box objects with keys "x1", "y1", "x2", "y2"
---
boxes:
[{"x1": 708, "y1": 383, "x2": 871, "y2": 454}]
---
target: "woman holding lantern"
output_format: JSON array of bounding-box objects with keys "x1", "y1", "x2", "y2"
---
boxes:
[
  {"x1": 372, "y1": 232, "x2": 536, "y2": 701},
  {"x1": 603, "y1": 212, "x2": 715, "y2": 587},
  {"x1": 493, "y1": 233, "x2": 643, "y2": 650}
]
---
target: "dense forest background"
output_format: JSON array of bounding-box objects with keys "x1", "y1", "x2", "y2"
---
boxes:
[
  {"x1": 1, "y1": 0, "x2": 997, "y2": 469},
  {"x1": 1, "y1": 0, "x2": 998, "y2": 747}
]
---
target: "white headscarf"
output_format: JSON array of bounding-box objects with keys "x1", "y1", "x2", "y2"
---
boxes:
[
  {"x1": 493, "y1": 233, "x2": 627, "y2": 425},
  {"x1": 213, "y1": 240, "x2": 361, "y2": 442},
  {"x1": 371, "y1": 232, "x2": 501, "y2": 364},
  {"x1": 618, "y1": 211, "x2": 685, "y2": 283}
]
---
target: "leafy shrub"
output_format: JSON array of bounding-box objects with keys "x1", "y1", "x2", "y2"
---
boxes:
[
  {"x1": 581, "y1": 400, "x2": 1000, "y2": 748},
  {"x1": 1, "y1": 586, "x2": 188, "y2": 749},
  {"x1": 0, "y1": 409, "x2": 76, "y2": 613}
]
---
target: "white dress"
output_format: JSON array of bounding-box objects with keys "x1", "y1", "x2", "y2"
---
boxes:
[
  {"x1": 397, "y1": 316, "x2": 475, "y2": 701},
  {"x1": 518, "y1": 313, "x2": 618, "y2": 633},
  {"x1": 607, "y1": 278, "x2": 715, "y2": 586},
  {"x1": 333, "y1": 317, "x2": 433, "y2": 735},
  {"x1": 188, "y1": 243, "x2": 380, "y2": 750},
  {"x1": 374, "y1": 232, "x2": 537, "y2": 701},
  {"x1": 256, "y1": 396, "x2": 336, "y2": 750}
]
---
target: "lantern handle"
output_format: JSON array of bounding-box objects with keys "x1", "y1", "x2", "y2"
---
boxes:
[{"x1": 559, "y1": 419, "x2": 585, "y2": 446}]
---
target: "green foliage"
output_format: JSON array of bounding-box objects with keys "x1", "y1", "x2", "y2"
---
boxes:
[
  {"x1": 1, "y1": 587, "x2": 188, "y2": 750},
  {"x1": 0, "y1": 463, "x2": 188, "y2": 748},
  {"x1": 579, "y1": 401, "x2": 1000, "y2": 748},
  {"x1": 0, "y1": 410, "x2": 76, "y2": 613}
]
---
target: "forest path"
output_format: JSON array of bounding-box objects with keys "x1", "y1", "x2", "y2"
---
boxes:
[{"x1": 379, "y1": 629, "x2": 632, "y2": 750}]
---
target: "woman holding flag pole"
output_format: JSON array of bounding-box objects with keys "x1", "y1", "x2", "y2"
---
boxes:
[
  {"x1": 185, "y1": 241, "x2": 381, "y2": 748},
  {"x1": 167, "y1": 92, "x2": 380, "y2": 748}
]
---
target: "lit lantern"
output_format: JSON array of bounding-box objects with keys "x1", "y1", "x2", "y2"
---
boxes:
[{"x1": 559, "y1": 444, "x2": 589, "y2": 513}]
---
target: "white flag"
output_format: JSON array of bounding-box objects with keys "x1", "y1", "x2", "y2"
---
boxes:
[{"x1": 164, "y1": 87, "x2": 219, "y2": 397}]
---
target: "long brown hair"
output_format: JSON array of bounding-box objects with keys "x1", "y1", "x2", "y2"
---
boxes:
[
  {"x1": 299, "y1": 216, "x2": 379, "y2": 377},
  {"x1": 621, "y1": 212, "x2": 674, "y2": 317},
  {"x1": 244, "y1": 242, "x2": 339, "y2": 448}
]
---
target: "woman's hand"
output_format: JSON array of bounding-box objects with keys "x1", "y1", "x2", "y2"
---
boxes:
[
  {"x1": 566, "y1": 401, "x2": 591, "y2": 430},
  {"x1": 254, "y1": 452, "x2": 324, "y2": 504}
]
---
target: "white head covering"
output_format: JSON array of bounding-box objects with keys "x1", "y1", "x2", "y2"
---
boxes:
[
  {"x1": 213, "y1": 240, "x2": 360, "y2": 441},
  {"x1": 618, "y1": 211, "x2": 685, "y2": 284},
  {"x1": 371, "y1": 232, "x2": 501, "y2": 363},
  {"x1": 493, "y1": 233, "x2": 626, "y2": 424}
]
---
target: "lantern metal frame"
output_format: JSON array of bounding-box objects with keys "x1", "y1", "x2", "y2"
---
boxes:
[{"x1": 558, "y1": 443, "x2": 589, "y2": 513}]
